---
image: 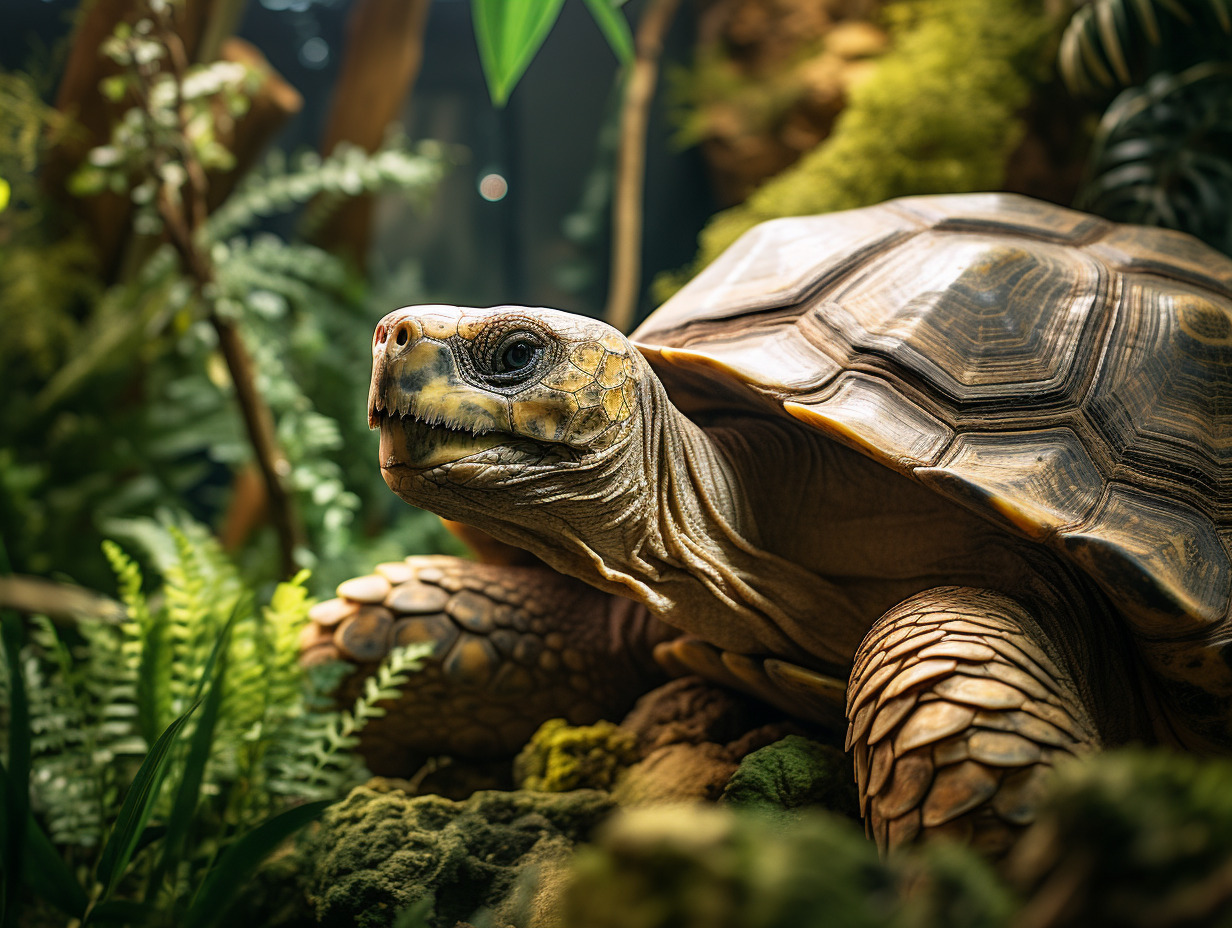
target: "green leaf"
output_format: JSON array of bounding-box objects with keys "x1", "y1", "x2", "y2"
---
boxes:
[
  {"x1": 582, "y1": 0, "x2": 634, "y2": 64},
  {"x1": 471, "y1": 0, "x2": 566, "y2": 106},
  {"x1": 92, "y1": 698, "x2": 201, "y2": 904},
  {"x1": 182, "y1": 800, "x2": 331, "y2": 928},
  {"x1": 0, "y1": 760, "x2": 89, "y2": 919},
  {"x1": 149, "y1": 642, "x2": 229, "y2": 899}
]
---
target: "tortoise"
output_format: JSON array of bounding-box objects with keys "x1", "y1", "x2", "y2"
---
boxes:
[{"x1": 316, "y1": 192, "x2": 1232, "y2": 854}]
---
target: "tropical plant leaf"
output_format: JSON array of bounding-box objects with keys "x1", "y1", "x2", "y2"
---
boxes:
[
  {"x1": 182, "y1": 799, "x2": 331, "y2": 928},
  {"x1": 582, "y1": 0, "x2": 634, "y2": 65},
  {"x1": 471, "y1": 0, "x2": 567, "y2": 105},
  {"x1": 1059, "y1": 0, "x2": 1232, "y2": 96},
  {"x1": 1077, "y1": 62, "x2": 1232, "y2": 254}
]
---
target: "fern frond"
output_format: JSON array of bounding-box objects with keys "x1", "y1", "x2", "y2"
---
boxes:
[
  {"x1": 204, "y1": 141, "x2": 449, "y2": 243},
  {"x1": 265, "y1": 643, "x2": 431, "y2": 801}
]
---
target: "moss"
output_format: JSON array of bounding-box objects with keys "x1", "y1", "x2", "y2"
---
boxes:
[
  {"x1": 720, "y1": 735, "x2": 858, "y2": 820},
  {"x1": 513, "y1": 718, "x2": 639, "y2": 793},
  {"x1": 560, "y1": 804, "x2": 1014, "y2": 928},
  {"x1": 656, "y1": 0, "x2": 1057, "y2": 301},
  {"x1": 307, "y1": 785, "x2": 614, "y2": 928},
  {"x1": 1008, "y1": 748, "x2": 1232, "y2": 927}
]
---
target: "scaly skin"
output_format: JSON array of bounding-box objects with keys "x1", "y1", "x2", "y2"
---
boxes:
[
  {"x1": 367, "y1": 303, "x2": 1153, "y2": 851},
  {"x1": 303, "y1": 554, "x2": 674, "y2": 773}
]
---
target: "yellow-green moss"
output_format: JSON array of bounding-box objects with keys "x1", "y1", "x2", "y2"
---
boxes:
[
  {"x1": 514, "y1": 719, "x2": 639, "y2": 793},
  {"x1": 656, "y1": 0, "x2": 1057, "y2": 302}
]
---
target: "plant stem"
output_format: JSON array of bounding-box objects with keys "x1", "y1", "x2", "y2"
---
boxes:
[
  {"x1": 154, "y1": 15, "x2": 301, "y2": 577},
  {"x1": 604, "y1": 0, "x2": 682, "y2": 334}
]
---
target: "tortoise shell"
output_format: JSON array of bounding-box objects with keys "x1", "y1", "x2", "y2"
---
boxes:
[{"x1": 632, "y1": 193, "x2": 1232, "y2": 642}]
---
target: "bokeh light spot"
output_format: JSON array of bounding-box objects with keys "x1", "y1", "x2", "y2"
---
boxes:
[{"x1": 478, "y1": 173, "x2": 509, "y2": 202}]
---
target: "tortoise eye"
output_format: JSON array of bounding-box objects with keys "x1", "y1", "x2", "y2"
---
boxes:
[
  {"x1": 501, "y1": 341, "x2": 533, "y2": 371},
  {"x1": 492, "y1": 334, "x2": 543, "y2": 378}
]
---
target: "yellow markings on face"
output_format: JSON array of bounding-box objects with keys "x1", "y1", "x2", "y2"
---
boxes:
[
  {"x1": 569, "y1": 405, "x2": 611, "y2": 444},
  {"x1": 509, "y1": 384, "x2": 579, "y2": 442},
  {"x1": 602, "y1": 385, "x2": 626, "y2": 421},
  {"x1": 599, "y1": 332, "x2": 627, "y2": 353},
  {"x1": 397, "y1": 341, "x2": 508, "y2": 431},
  {"x1": 419, "y1": 314, "x2": 460, "y2": 340},
  {"x1": 542, "y1": 364, "x2": 593, "y2": 393},
  {"x1": 576, "y1": 382, "x2": 605, "y2": 409},
  {"x1": 571, "y1": 342, "x2": 604, "y2": 375},
  {"x1": 597, "y1": 353, "x2": 627, "y2": 389},
  {"x1": 457, "y1": 316, "x2": 486, "y2": 340}
]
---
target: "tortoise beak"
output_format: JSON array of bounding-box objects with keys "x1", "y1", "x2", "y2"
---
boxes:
[{"x1": 369, "y1": 309, "x2": 511, "y2": 470}]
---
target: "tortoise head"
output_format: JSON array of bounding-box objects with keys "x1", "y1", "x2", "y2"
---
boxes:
[{"x1": 369, "y1": 305, "x2": 642, "y2": 497}]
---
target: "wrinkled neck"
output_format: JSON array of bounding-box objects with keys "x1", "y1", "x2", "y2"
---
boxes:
[{"x1": 526, "y1": 375, "x2": 850, "y2": 664}]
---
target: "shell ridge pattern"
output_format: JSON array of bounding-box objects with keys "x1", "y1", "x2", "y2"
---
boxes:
[{"x1": 632, "y1": 194, "x2": 1232, "y2": 637}]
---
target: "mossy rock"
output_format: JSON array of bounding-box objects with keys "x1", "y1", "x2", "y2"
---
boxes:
[
  {"x1": 560, "y1": 804, "x2": 1014, "y2": 928},
  {"x1": 1007, "y1": 748, "x2": 1232, "y2": 927},
  {"x1": 513, "y1": 718, "x2": 639, "y2": 793},
  {"x1": 655, "y1": 0, "x2": 1057, "y2": 302},
  {"x1": 720, "y1": 735, "x2": 858, "y2": 820},
  {"x1": 307, "y1": 785, "x2": 614, "y2": 928}
]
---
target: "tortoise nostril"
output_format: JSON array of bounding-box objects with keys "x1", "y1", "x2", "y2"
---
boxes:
[{"x1": 395, "y1": 325, "x2": 409, "y2": 347}]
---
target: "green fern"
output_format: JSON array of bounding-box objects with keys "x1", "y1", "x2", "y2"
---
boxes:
[
  {"x1": 9, "y1": 516, "x2": 429, "y2": 872},
  {"x1": 205, "y1": 140, "x2": 451, "y2": 244}
]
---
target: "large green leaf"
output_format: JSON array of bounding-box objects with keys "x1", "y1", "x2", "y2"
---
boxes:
[
  {"x1": 182, "y1": 800, "x2": 331, "y2": 928},
  {"x1": 471, "y1": 0, "x2": 567, "y2": 105}
]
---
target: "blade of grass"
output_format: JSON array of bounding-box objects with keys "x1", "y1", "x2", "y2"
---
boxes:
[
  {"x1": 148, "y1": 642, "x2": 230, "y2": 899},
  {"x1": 0, "y1": 759, "x2": 89, "y2": 919},
  {"x1": 92, "y1": 696, "x2": 202, "y2": 904},
  {"x1": 182, "y1": 800, "x2": 331, "y2": 928}
]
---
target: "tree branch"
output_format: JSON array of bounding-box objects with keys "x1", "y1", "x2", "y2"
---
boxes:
[{"x1": 604, "y1": 0, "x2": 683, "y2": 334}]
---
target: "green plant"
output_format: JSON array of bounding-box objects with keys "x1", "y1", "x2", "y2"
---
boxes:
[
  {"x1": 0, "y1": 518, "x2": 431, "y2": 926},
  {"x1": 0, "y1": 4, "x2": 451, "y2": 592},
  {"x1": 1059, "y1": 0, "x2": 1232, "y2": 254},
  {"x1": 471, "y1": 0, "x2": 634, "y2": 106},
  {"x1": 657, "y1": 0, "x2": 1056, "y2": 297}
]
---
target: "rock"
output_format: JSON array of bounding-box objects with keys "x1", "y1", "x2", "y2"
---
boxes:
[
  {"x1": 1005, "y1": 748, "x2": 1232, "y2": 928},
  {"x1": 620, "y1": 677, "x2": 780, "y2": 753},
  {"x1": 721, "y1": 734, "x2": 858, "y2": 820},
  {"x1": 558, "y1": 803, "x2": 1015, "y2": 928},
  {"x1": 306, "y1": 785, "x2": 613, "y2": 928},
  {"x1": 513, "y1": 719, "x2": 638, "y2": 792},
  {"x1": 613, "y1": 743, "x2": 740, "y2": 806}
]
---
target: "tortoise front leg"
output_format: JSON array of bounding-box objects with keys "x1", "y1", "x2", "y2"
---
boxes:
[
  {"x1": 846, "y1": 587, "x2": 1101, "y2": 857},
  {"x1": 302, "y1": 556, "x2": 674, "y2": 775}
]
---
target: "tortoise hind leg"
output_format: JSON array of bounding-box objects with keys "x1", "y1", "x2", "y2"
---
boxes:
[
  {"x1": 846, "y1": 587, "x2": 1101, "y2": 858},
  {"x1": 303, "y1": 556, "x2": 674, "y2": 774}
]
